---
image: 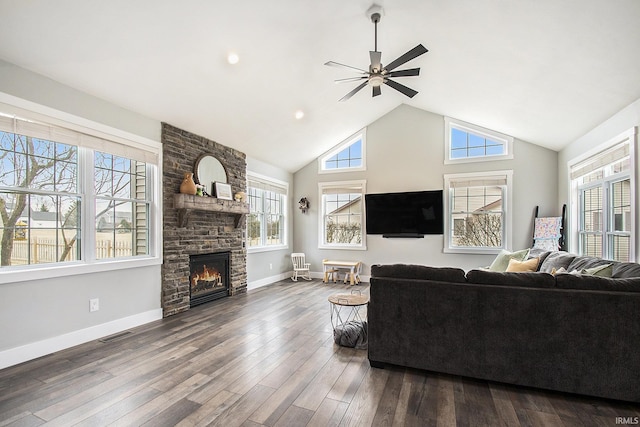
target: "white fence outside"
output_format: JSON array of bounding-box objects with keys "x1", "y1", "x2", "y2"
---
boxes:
[{"x1": 11, "y1": 237, "x2": 132, "y2": 264}]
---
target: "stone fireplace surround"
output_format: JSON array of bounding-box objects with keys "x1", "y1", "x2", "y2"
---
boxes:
[{"x1": 162, "y1": 123, "x2": 247, "y2": 317}]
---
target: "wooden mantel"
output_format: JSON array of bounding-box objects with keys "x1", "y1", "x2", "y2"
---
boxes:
[{"x1": 173, "y1": 193, "x2": 249, "y2": 228}]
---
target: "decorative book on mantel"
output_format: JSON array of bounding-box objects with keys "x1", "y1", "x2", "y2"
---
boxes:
[{"x1": 173, "y1": 193, "x2": 249, "y2": 228}]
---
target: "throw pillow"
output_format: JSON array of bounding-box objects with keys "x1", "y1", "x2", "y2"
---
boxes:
[
  {"x1": 582, "y1": 263, "x2": 613, "y2": 277},
  {"x1": 506, "y1": 257, "x2": 540, "y2": 272},
  {"x1": 488, "y1": 248, "x2": 530, "y2": 272}
]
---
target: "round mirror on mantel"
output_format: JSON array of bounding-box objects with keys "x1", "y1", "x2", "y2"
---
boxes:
[{"x1": 194, "y1": 154, "x2": 228, "y2": 196}]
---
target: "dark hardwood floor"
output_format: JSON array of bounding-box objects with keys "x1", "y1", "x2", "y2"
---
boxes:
[{"x1": 1, "y1": 279, "x2": 639, "y2": 426}]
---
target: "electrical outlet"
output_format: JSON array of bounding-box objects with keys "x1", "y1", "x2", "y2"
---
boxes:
[
  {"x1": 269, "y1": 263, "x2": 273, "y2": 270},
  {"x1": 89, "y1": 298, "x2": 99, "y2": 312}
]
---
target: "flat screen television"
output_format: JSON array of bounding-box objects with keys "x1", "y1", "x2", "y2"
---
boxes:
[{"x1": 365, "y1": 190, "x2": 444, "y2": 237}]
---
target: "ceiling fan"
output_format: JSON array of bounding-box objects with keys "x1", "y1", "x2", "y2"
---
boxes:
[{"x1": 325, "y1": 5, "x2": 428, "y2": 102}]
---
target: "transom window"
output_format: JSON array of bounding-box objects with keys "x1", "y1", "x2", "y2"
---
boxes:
[
  {"x1": 319, "y1": 180, "x2": 366, "y2": 249},
  {"x1": 444, "y1": 171, "x2": 512, "y2": 253},
  {"x1": 319, "y1": 130, "x2": 366, "y2": 173},
  {"x1": 570, "y1": 130, "x2": 635, "y2": 262},
  {"x1": 247, "y1": 173, "x2": 288, "y2": 251},
  {"x1": 0, "y1": 111, "x2": 159, "y2": 274},
  {"x1": 445, "y1": 117, "x2": 513, "y2": 164}
]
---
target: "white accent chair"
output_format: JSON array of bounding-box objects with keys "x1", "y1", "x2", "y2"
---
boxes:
[{"x1": 291, "y1": 253, "x2": 312, "y2": 281}]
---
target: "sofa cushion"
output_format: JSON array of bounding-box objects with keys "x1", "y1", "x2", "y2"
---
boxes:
[
  {"x1": 539, "y1": 251, "x2": 577, "y2": 274},
  {"x1": 582, "y1": 263, "x2": 613, "y2": 277},
  {"x1": 555, "y1": 273, "x2": 640, "y2": 292},
  {"x1": 370, "y1": 264, "x2": 467, "y2": 283},
  {"x1": 527, "y1": 248, "x2": 551, "y2": 270},
  {"x1": 506, "y1": 257, "x2": 539, "y2": 272},
  {"x1": 488, "y1": 248, "x2": 530, "y2": 272},
  {"x1": 466, "y1": 269, "x2": 556, "y2": 288},
  {"x1": 567, "y1": 256, "x2": 614, "y2": 273},
  {"x1": 612, "y1": 262, "x2": 640, "y2": 278}
]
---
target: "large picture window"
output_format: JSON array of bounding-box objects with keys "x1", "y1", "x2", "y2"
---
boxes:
[
  {"x1": 0, "y1": 110, "x2": 159, "y2": 277},
  {"x1": 247, "y1": 173, "x2": 288, "y2": 251},
  {"x1": 444, "y1": 171, "x2": 512, "y2": 253},
  {"x1": 319, "y1": 180, "x2": 366, "y2": 249},
  {"x1": 571, "y1": 130, "x2": 635, "y2": 262}
]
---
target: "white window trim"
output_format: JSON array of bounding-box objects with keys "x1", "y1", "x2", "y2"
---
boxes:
[
  {"x1": 0, "y1": 94, "x2": 162, "y2": 284},
  {"x1": 444, "y1": 117, "x2": 514, "y2": 164},
  {"x1": 246, "y1": 171, "x2": 289, "y2": 253},
  {"x1": 318, "y1": 179, "x2": 367, "y2": 250},
  {"x1": 443, "y1": 170, "x2": 513, "y2": 254},
  {"x1": 318, "y1": 129, "x2": 366, "y2": 174},
  {"x1": 567, "y1": 127, "x2": 637, "y2": 261}
]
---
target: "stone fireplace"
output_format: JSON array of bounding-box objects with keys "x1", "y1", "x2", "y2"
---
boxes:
[{"x1": 161, "y1": 123, "x2": 247, "y2": 317}]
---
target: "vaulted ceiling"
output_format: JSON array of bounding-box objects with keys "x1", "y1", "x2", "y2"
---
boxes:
[{"x1": 1, "y1": 0, "x2": 639, "y2": 173}]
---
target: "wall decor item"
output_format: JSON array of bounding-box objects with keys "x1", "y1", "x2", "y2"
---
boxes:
[
  {"x1": 214, "y1": 182, "x2": 233, "y2": 200},
  {"x1": 234, "y1": 191, "x2": 246, "y2": 202},
  {"x1": 298, "y1": 197, "x2": 310, "y2": 213},
  {"x1": 194, "y1": 153, "x2": 227, "y2": 195},
  {"x1": 180, "y1": 172, "x2": 197, "y2": 195}
]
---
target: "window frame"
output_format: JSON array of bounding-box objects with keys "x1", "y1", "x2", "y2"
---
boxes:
[
  {"x1": 443, "y1": 170, "x2": 513, "y2": 254},
  {"x1": 318, "y1": 180, "x2": 366, "y2": 250},
  {"x1": 444, "y1": 117, "x2": 514, "y2": 164},
  {"x1": 570, "y1": 128, "x2": 636, "y2": 262},
  {"x1": 246, "y1": 172, "x2": 288, "y2": 253},
  {"x1": 0, "y1": 98, "x2": 162, "y2": 284},
  {"x1": 318, "y1": 129, "x2": 366, "y2": 174}
]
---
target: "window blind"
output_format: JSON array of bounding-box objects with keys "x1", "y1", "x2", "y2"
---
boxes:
[
  {"x1": 448, "y1": 175, "x2": 508, "y2": 188},
  {"x1": 0, "y1": 114, "x2": 159, "y2": 164},
  {"x1": 570, "y1": 141, "x2": 630, "y2": 180}
]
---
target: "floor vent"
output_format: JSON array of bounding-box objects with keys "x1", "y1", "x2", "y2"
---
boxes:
[{"x1": 99, "y1": 331, "x2": 133, "y2": 343}]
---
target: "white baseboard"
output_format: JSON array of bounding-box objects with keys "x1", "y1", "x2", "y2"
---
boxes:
[
  {"x1": 0, "y1": 309, "x2": 163, "y2": 370},
  {"x1": 247, "y1": 272, "x2": 292, "y2": 290}
]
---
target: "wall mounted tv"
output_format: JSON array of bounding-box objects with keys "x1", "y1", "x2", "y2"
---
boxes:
[{"x1": 365, "y1": 190, "x2": 444, "y2": 238}]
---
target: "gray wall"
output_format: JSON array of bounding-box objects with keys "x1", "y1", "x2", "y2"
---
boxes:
[
  {"x1": 0, "y1": 60, "x2": 162, "y2": 363},
  {"x1": 558, "y1": 97, "x2": 640, "y2": 256},
  {"x1": 246, "y1": 157, "x2": 294, "y2": 288},
  {"x1": 293, "y1": 104, "x2": 559, "y2": 274}
]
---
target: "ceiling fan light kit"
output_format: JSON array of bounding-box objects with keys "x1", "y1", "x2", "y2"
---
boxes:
[{"x1": 325, "y1": 4, "x2": 428, "y2": 102}]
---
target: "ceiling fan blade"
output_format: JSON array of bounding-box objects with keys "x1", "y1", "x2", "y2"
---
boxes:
[
  {"x1": 384, "y1": 44, "x2": 428, "y2": 72},
  {"x1": 369, "y1": 51, "x2": 382, "y2": 71},
  {"x1": 324, "y1": 61, "x2": 369, "y2": 74},
  {"x1": 384, "y1": 78, "x2": 418, "y2": 98},
  {"x1": 339, "y1": 81, "x2": 368, "y2": 102},
  {"x1": 334, "y1": 76, "x2": 368, "y2": 84},
  {"x1": 372, "y1": 86, "x2": 382, "y2": 97},
  {"x1": 386, "y1": 67, "x2": 420, "y2": 78}
]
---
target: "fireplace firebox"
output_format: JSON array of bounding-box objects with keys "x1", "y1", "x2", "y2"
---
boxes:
[{"x1": 189, "y1": 252, "x2": 230, "y2": 307}]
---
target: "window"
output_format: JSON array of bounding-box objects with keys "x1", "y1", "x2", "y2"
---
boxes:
[
  {"x1": 319, "y1": 180, "x2": 366, "y2": 249},
  {"x1": 571, "y1": 130, "x2": 635, "y2": 262},
  {"x1": 444, "y1": 171, "x2": 512, "y2": 253},
  {"x1": 445, "y1": 117, "x2": 513, "y2": 164},
  {"x1": 0, "y1": 109, "x2": 160, "y2": 277},
  {"x1": 319, "y1": 129, "x2": 366, "y2": 173},
  {"x1": 247, "y1": 173, "x2": 288, "y2": 251},
  {"x1": 94, "y1": 152, "x2": 149, "y2": 259}
]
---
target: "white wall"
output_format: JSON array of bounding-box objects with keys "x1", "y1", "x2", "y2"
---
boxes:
[
  {"x1": 293, "y1": 104, "x2": 559, "y2": 275},
  {"x1": 246, "y1": 157, "x2": 294, "y2": 289},
  {"x1": 558, "y1": 97, "x2": 640, "y2": 255},
  {"x1": 0, "y1": 60, "x2": 163, "y2": 368}
]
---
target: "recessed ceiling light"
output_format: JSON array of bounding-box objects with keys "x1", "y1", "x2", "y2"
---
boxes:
[
  {"x1": 227, "y1": 52, "x2": 239, "y2": 65},
  {"x1": 294, "y1": 110, "x2": 305, "y2": 120}
]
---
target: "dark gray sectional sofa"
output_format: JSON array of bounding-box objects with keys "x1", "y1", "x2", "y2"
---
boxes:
[{"x1": 368, "y1": 251, "x2": 640, "y2": 402}]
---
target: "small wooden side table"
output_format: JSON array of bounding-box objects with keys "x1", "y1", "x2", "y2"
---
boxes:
[{"x1": 328, "y1": 291, "x2": 369, "y2": 335}]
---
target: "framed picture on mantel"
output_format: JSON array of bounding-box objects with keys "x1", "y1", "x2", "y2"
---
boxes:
[{"x1": 214, "y1": 182, "x2": 233, "y2": 200}]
